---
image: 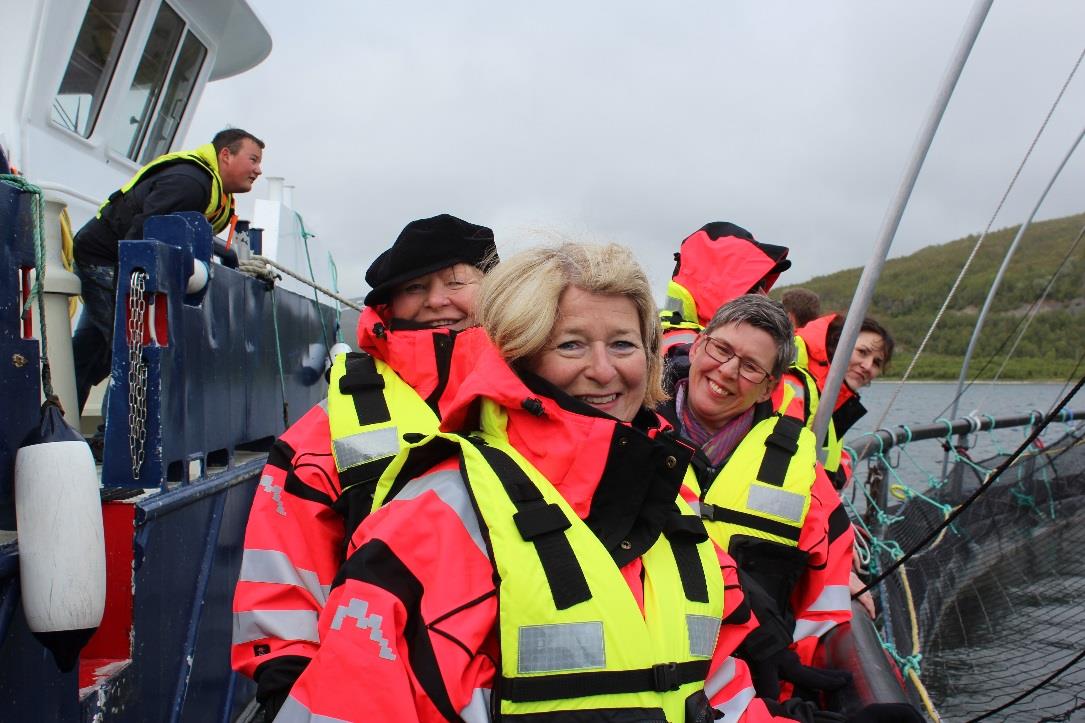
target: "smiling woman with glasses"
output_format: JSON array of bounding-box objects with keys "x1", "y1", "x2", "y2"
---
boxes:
[
  {"x1": 656, "y1": 295, "x2": 862, "y2": 719},
  {"x1": 700, "y1": 336, "x2": 773, "y2": 384}
]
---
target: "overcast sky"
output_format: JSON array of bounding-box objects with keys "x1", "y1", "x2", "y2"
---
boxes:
[{"x1": 186, "y1": 1, "x2": 1085, "y2": 301}]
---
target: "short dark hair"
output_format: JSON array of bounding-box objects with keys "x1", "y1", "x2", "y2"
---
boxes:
[
  {"x1": 212, "y1": 128, "x2": 265, "y2": 155},
  {"x1": 703, "y1": 294, "x2": 795, "y2": 379},
  {"x1": 826, "y1": 315, "x2": 894, "y2": 370},
  {"x1": 781, "y1": 288, "x2": 821, "y2": 327}
]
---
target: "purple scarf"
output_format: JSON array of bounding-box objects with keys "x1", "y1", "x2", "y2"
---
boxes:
[{"x1": 675, "y1": 380, "x2": 755, "y2": 466}]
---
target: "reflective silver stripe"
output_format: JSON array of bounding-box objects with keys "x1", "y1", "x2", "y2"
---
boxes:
[
  {"x1": 392, "y1": 470, "x2": 487, "y2": 557},
  {"x1": 274, "y1": 695, "x2": 350, "y2": 723},
  {"x1": 710, "y1": 673, "x2": 755, "y2": 721},
  {"x1": 459, "y1": 687, "x2": 492, "y2": 723},
  {"x1": 333, "y1": 426, "x2": 400, "y2": 471},
  {"x1": 688, "y1": 500, "x2": 703, "y2": 516},
  {"x1": 329, "y1": 597, "x2": 396, "y2": 660},
  {"x1": 807, "y1": 585, "x2": 851, "y2": 613},
  {"x1": 746, "y1": 485, "x2": 805, "y2": 523},
  {"x1": 703, "y1": 655, "x2": 735, "y2": 698},
  {"x1": 793, "y1": 617, "x2": 839, "y2": 642},
  {"x1": 663, "y1": 294, "x2": 684, "y2": 312},
  {"x1": 318, "y1": 398, "x2": 328, "y2": 413},
  {"x1": 784, "y1": 379, "x2": 806, "y2": 401},
  {"x1": 259, "y1": 474, "x2": 286, "y2": 516},
  {"x1": 687, "y1": 614, "x2": 721, "y2": 658},
  {"x1": 232, "y1": 609, "x2": 319, "y2": 645},
  {"x1": 518, "y1": 621, "x2": 605, "y2": 673},
  {"x1": 238, "y1": 549, "x2": 330, "y2": 606}
]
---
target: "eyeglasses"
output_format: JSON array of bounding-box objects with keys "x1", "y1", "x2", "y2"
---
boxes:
[{"x1": 701, "y1": 336, "x2": 772, "y2": 384}]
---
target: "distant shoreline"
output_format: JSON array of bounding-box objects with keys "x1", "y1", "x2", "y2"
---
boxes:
[{"x1": 871, "y1": 379, "x2": 1068, "y2": 385}]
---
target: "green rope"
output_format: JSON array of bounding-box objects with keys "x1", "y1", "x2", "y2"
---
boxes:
[
  {"x1": 269, "y1": 288, "x2": 289, "y2": 427},
  {"x1": 878, "y1": 637, "x2": 923, "y2": 678},
  {"x1": 1, "y1": 174, "x2": 54, "y2": 400},
  {"x1": 294, "y1": 212, "x2": 333, "y2": 361}
]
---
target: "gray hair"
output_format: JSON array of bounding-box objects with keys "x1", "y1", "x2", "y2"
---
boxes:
[{"x1": 704, "y1": 294, "x2": 795, "y2": 378}]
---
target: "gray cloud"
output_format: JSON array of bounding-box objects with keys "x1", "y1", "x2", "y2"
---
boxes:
[{"x1": 188, "y1": 1, "x2": 1085, "y2": 299}]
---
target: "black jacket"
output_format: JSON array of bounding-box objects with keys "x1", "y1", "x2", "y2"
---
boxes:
[{"x1": 74, "y1": 163, "x2": 212, "y2": 266}]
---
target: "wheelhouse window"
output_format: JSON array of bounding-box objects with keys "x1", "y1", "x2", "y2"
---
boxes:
[
  {"x1": 107, "y1": 3, "x2": 207, "y2": 162},
  {"x1": 140, "y1": 32, "x2": 207, "y2": 163},
  {"x1": 52, "y1": 0, "x2": 140, "y2": 137}
]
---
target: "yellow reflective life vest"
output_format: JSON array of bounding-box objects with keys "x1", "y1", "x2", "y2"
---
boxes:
[
  {"x1": 327, "y1": 352, "x2": 440, "y2": 493},
  {"x1": 660, "y1": 280, "x2": 703, "y2": 334},
  {"x1": 695, "y1": 414, "x2": 817, "y2": 550},
  {"x1": 97, "y1": 143, "x2": 234, "y2": 233},
  {"x1": 777, "y1": 335, "x2": 844, "y2": 475},
  {"x1": 377, "y1": 401, "x2": 725, "y2": 722}
]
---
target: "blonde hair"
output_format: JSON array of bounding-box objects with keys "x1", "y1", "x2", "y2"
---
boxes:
[{"x1": 479, "y1": 242, "x2": 665, "y2": 408}]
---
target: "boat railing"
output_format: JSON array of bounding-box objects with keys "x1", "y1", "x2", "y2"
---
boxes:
[
  {"x1": 846, "y1": 408, "x2": 1084, "y2": 464},
  {"x1": 99, "y1": 211, "x2": 353, "y2": 489}
]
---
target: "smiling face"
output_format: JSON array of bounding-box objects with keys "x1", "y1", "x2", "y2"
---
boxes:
[
  {"x1": 217, "y1": 138, "x2": 263, "y2": 194},
  {"x1": 388, "y1": 263, "x2": 483, "y2": 330},
  {"x1": 845, "y1": 330, "x2": 887, "y2": 390},
  {"x1": 686, "y1": 321, "x2": 777, "y2": 432},
  {"x1": 525, "y1": 286, "x2": 647, "y2": 422}
]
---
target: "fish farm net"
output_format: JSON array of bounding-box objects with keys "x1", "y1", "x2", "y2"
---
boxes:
[{"x1": 851, "y1": 410, "x2": 1085, "y2": 722}]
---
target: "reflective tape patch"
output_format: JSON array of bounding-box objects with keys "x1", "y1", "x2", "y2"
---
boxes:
[
  {"x1": 392, "y1": 470, "x2": 487, "y2": 557},
  {"x1": 239, "y1": 549, "x2": 330, "y2": 605},
  {"x1": 259, "y1": 474, "x2": 286, "y2": 516},
  {"x1": 793, "y1": 617, "x2": 839, "y2": 642},
  {"x1": 714, "y1": 677, "x2": 755, "y2": 721},
  {"x1": 330, "y1": 597, "x2": 396, "y2": 661},
  {"x1": 703, "y1": 655, "x2": 736, "y2": 698},
  {"x1": 232, "y1": 609, "x2": 319, "y2": 645},
  {"x1": 808, "y1": 585, "x2": 851, "y2": 613},
  {"x1": 687, "y1": 614, "x2": 721, "y2": 658},
  {"x1": 518, "y1": 622, "x2": 605, "y2": 673},
  {"x1": 663, "y1": 295, "x2": 684, "y2": 312},
  {"x1": 459, "y1": 687, "x2": 492, "y2": 723},
  {"x1": 275, "y1": 695, "x2": 351, "y2": 723},
  {"x1": 746, "y1": 484, "x2": 805, "y2": 523},
  {"x1": 333, "y1": 426, "x2": 400, "y2": 471}
]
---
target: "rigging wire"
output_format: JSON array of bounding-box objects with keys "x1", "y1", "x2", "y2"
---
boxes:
[
  {"x1": 977, "y1": 221, "x2": 1085, "y2": 401},
  {"x1": 854, "y1": 371, "x2": 1085, "y2": 597},
  {"x1": 932, "y1": 218, "x2": 1085, "y2": 418},
  {"x1": 871, "y1": 43, "x2": 1085, "y2": 432}
]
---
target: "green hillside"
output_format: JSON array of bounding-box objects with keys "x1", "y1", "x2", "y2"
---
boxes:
[{"x1": 773, "y1": 213, "x2": 1085, "y2": 380}]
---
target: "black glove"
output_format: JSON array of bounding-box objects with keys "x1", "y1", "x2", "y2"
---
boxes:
[
  {"x1": 765, "y1": 697, "x2": 847, "y2": 723},
  {"x1": 846, "y1": 703, "x2": 926, "y2": 723},
  {"x1": 749, "y1": 647, "x2": 852, "y2": 700}
]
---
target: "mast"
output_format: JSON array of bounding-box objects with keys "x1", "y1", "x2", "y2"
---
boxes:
[{"x1": 811, "y1": 0, "x2": 995, "y2": 457}]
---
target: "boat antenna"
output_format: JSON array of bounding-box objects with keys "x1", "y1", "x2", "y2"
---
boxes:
[{"x1": 811, "y1": 0, "x2": 994, "y2": 457}]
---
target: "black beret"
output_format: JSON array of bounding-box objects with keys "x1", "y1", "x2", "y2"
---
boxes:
[{"x1": 364, "y1": 214, "x2": 497, "y2": 306}]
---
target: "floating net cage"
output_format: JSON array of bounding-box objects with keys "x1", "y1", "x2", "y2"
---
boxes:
[{"x1": 850, "y1": 412, "x2": 1085, "y2": 722}]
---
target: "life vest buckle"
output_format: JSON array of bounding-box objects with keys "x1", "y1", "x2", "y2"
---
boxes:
[
  {"x1": 652, "y1": 661, "x2": 680, "y2": 692},
  {"x1": 339, "y1": 372, "x2": 386, "y2": 395},
  {"x1": 513, "y1": 503, "x2": 571, "y2": 540},
  {"x1": 764, "y1": 429, "x2": 799, "y2": 456}
]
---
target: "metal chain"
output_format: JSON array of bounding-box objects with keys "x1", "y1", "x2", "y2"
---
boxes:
[{"x1": 127, "y1": 271, "x2": 148, "y2": 479}]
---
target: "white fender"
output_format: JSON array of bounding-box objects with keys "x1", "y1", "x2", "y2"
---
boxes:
[
  {"x1": 186, "y1": 258, "x2": 210, "y2": 293},
  {"x1": 329, "y1": 342, "x2": 353, "y2": 365},
  {"x1": 15, "y1": 437, "x2": 106, "y2": 669}
]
